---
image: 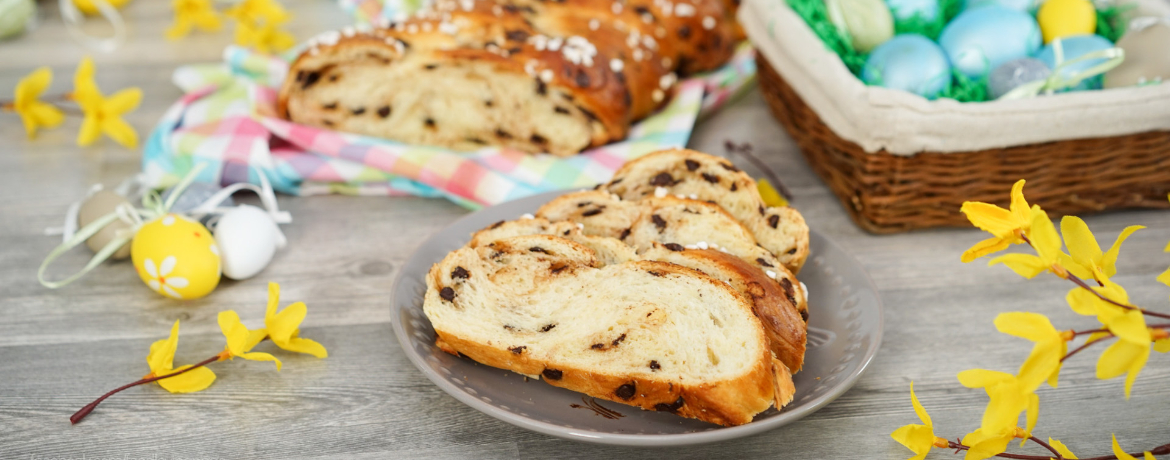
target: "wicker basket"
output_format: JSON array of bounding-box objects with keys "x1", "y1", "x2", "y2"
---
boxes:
[{"x1": 758, "y1": 57, "x2": 1170, "y2": 233}]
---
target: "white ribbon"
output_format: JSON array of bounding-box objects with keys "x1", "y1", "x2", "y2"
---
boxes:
[
  {"x1": 59, "y1": 0, "x2": 127, "y2": 53},
  {"x1": 1000, "y1": 39, "x2": 1127, "y2": 100}
]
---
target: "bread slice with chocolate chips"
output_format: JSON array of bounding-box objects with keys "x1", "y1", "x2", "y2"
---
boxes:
[
  {"x1": 602, "y1": 148, "x2": 810, "y2": 273},
  {"x1": 425, "y1": 234, "x2": 786, "y2": 426},
  {"x1": 467, "y1": 216, "x2": 807, "y2": 373}
]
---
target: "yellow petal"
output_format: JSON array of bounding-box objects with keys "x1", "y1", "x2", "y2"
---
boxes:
[
  {"x1": 1123, "y1": 345, "x2": 1149, "y2": 399},
  {"x1": 962, "y1": 428, "x2": 1014, "y2": 460},
  {"x1": 73, "y1": 57, "x2": 99, "y2": 102},
  {"x1": 268, "y1": 28, "x2": 296, "y2": 52},
  {"x1": 1060, "y1": 216, "x2": 1102, "y2": 269},
  {"x1": 1023, "y1": 393, "x2": 1039, "y2": 440},
  {"x1": 982, "y1": 383, "x2": 1028, "y2": 434},
  {"x1": 1097, "y1": 340, "x2": 1150, "y2": 399},
  {"x1": 29, "y1": 102, "x2": 65, "y2": 129},
  {"x1": 1058, "y1": 252, "x2": 1093, "y2": 280},
  {"x1": 1154, "y1": 338, "x2": 1170, "y2": 354},
  {"x1": 278, "y1": 335, "x2": 328, "y2": 358},
  {"x1": 166, "y1": 19, "x2": 192, "y2": 40},
  {"x1": 1108, "y1": 310, "x2": 1151, "y2": 345},
  {"x1": 1157, "y1": 266, "x2": 1170, "y2": 287},
  {"x1": 240, "y1": 351, "x2": 282, "y2": 370},
  {"x1": 958, "y1": 369, "x2": 1014, "y2": 389},
  {"x1": 104, "y1": 87, "x2": 142, "y2": 114},
  {"x1": 15, "y1": 67, "x2": 53, "y2": 105},
  {"x1": 1027, "y1": 206, "x2": 1063, "y2": 265},
  {"x1": 1145, "y1": 452, "x2": 1156, "y2": 460},
  {"x1": 19, "y1": 112, "x2": 37, "y2": 139},
  {"x1": 1049, "y1": 438, "x2": 1078, "y2": 459},
  {"x1": 994, "y1": 312, "x2": 1058, "y2": 342},
  {"x1": 1099, "y1": 226, "x2": 1143, "y2": 278},
  {"x1": 147, "y1": 320, "x2": 181, "y2": 373},
  {"x1": 891, "y1": 424, "x2": 934, "y2": 460},
  {"x1": 961, "y1": 202, "x2": 1017, "y2": 238},
  {"x1": 77, "y1": 114, "x2": 101, "y2": 147},
  {"x1": 265, "y1": 282, "x2": 281, "y2": 318},
  {"x1": 269, "y1": 301, "x2": 307, "y2": 343},
  {"x1": 989, "y1": 253, "x2": 1048, "y2": 279},
  {"x1": 962, "y1": 236, "x2": 1012, "y2": 263},
  {"x1": 757, "y1": 179, "x2": 788, "y2": 207},
  {"x1": 245, "y1": 327, "x2": 268, "y2": 351},
  {"x1": 101, "y1": 116, "x2": 139, "y2": 149},
  {"x1": 909, "y1": 381, "x2": 931, "y2": 428},
  {"x1": 1113, "y1": 434, "x2": 1140, "y2": 460},
  {"x1": 218, "y1": 310, "x2": 250, "y2": 356},
  {"x1": 194, "y1": 11, "x2": 223, "y2": 31},
  {"x1": 155, "y1": 364, "x2": 216, "y2": 393},
  {"x1": 1008, "y1": 179, "x2": 1030, "y2": 226}
]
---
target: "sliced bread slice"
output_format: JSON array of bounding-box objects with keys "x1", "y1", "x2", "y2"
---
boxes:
[
  {"x1": 603, "y1": 148, "x2": 810, "y2": 273},
  {"x1": 425, "y1": 234, "x2": 784, "y2": 425},
  {"x1": 466, "y1": 217, "x2": 808, "y2": 372}
]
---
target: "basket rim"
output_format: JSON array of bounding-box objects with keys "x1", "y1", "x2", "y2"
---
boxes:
[{"x1": 737, "y1": 0, "x2": 1170, "y2": 156}]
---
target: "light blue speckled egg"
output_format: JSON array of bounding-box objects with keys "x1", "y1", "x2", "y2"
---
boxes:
[
  {"x1": 1037, "y1": 34, "x2": 1115, "y2": 90},
  {"x1": 886, "y1": 0, "x2": 940, "y2": 22},
  {"x1": 939, "y1": 6, "x2": 1043, "y2": 78},
  {"x1": 862, "y1": 34, "x2": 952, "y2": 98},
  {"x1": 964, "y1": 0, "x2": 1036, "y2": 12}
]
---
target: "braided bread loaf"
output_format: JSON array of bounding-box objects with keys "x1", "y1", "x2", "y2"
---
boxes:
[{"x1": 277, "y1": 0, "x2": 737, "y2": 156}]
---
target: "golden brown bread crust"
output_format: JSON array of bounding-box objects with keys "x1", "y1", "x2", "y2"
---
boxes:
[
  {"x1": 431, "y1": 260, "x2": 778, "y2": 426},
  {"x1": 278, "y1": 11, "x2": 630, "y2": 155},
  {"x1": 604, "y1": 148, "x2": 811, "y2": 273},
  {"x1": 278, "y1": 0, "x2": 737, "y2": 155},
  {"x1": 678, "y1": 248, "x2": 806, "y2": 372}
]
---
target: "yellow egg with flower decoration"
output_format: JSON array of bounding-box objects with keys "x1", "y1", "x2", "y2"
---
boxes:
[{"x1": 131, "y1": 214, "x2": 221, "y2": 300}]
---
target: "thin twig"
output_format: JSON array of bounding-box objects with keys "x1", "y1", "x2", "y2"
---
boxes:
[
  {"x1": 1062, "y1": 334, "x2": 1114, "y2": 363},
  {"x1": 1028, "y1": 436, "x2": 1063, "y2": 459},
  {"x1": 1065, "y1": 273, "x2": 1170, "y2": 320},
  {"x1": 70, "y1": 353, "x2": 222, "y2": 424}
]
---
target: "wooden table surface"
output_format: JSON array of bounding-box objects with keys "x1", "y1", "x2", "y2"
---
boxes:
[{"x1": 2, "y1": 1, "x2": 1168, "y2": 458}]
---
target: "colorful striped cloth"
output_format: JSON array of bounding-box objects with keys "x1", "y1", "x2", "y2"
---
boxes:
[{"x1": 142, "y1": 16, "x2": 757, "y2": 208}]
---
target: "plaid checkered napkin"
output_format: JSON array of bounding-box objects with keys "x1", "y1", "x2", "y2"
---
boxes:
[{"x1": 142, "y1": 34, "x2": 756, "y2": 209}]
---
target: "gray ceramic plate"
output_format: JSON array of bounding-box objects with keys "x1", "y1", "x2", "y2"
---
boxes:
[{"x1": 390, "y1": 191, "x2": 883, "y2": 446}]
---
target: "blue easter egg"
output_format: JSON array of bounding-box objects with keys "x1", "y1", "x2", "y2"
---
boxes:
[
  {"x1": 964, "y1": 0, "x2": 1035, "y2": 12},
  {"x1": 886, "y1": 0, "x2": 940, "y2": 22},
  {"x1": 1037, "y1": 34, "x2": 1115, "y2": 90},
  {"x1": 862, "y1": 34, "x2": 952, "y2": 98},
  {"x1": 939, "y1": 6, "x2": 1043, "y2": 78}
]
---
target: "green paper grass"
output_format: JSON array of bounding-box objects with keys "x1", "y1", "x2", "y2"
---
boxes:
[
  {"x1": 893, "y1": 0, "x2": 962, "y2": 40},
  {"x1": 785, "y1": 0, "x2": 867, "y2": 74},
  {"x1": 1096, "y1": 4, "x2": 1135, "y2": 43},
  {"x1": 937, "y1": 70, "x2": 989, "y2": 103}
]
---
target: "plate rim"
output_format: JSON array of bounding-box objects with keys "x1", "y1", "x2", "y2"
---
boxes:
[{"x1": 390, "y1": 191, "x2": 884, "y2": 446}]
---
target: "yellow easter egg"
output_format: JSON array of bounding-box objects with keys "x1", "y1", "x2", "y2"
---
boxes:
[
  {"x1": 1037, "y1": 0, "x2": 1097, "y2": 44},
  {"x1": 72, "y1": 0, "x2": 133, "y2": 15},
  {"x1": 131, "y1": 214, "x2": 221, "y2": 300}
]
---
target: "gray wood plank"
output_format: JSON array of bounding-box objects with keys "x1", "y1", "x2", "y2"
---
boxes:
[{"x1": 2, "y1": 0, "x2": 1169, "y2": 458}]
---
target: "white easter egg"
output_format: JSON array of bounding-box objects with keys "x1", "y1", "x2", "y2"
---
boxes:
[{"x1": 214, "y1": 205, "x2": 280, "y2": 280}]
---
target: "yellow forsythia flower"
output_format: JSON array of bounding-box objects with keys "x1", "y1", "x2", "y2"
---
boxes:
[
  {"x1": 1159, "y1": 196, "x2": 1170, "y2": 286},
  {"x1": 994, "y1": 312, "x2": 1068, "y2": 388},
  {"x1": 988, "y1": 206, "x2": 1067, "y2": 279},
  {"x1": 1096, "y1": 309, "x2": 1150, "y2": 399},
  {"x1": 960, "y1": 179, "x2": 1032, "y2": 263},
  {"x1": 957, "y1": 369, "x2": 1040, "y2": 436},
  {"x1": 757, "y1": 179, "x2": 788, "y2": 207},
  {"x1": 264, "y1": 282, "x2": 328, "y2": 358},
  {"x1": 1049, "y1": 438, "x2": 1078, "y2": 459},
  {"x1": 145, "y1": 320, "x2": 217, "y2": 393},
  {"x1": 72, "y1": 58, "x2": 142, "y2": 149},
  {"x1": 890, "y1": 382, "x2": 948, "y2": 460},
  {"x1": 217, "y1": 310, "x2": 282, "y2": 370},
  {"x1": 225, "y1": 0, "x2": 290, "y2": 25},
  {"x1": 167, "y1": 0, "x2": 223, "y2": 40},
  {"x1": 9, "y1": 67, "x2": 65, "y2": 139},
  {"x1": 960, "y1": 426, "x2": 1030, "y2": 460},
  {"x1": 72, "y1": 0, "x2": 132, "y2": 15},
  {"x1": 1112, "y1": 434, "x2": 1156, "y2": 460},
  {"x1": 1058, "y1": 216, "x2": 1143, "y2": 283},
  {"x1": 234, "y1": 20, "x2": 296, "y2": 54}
]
